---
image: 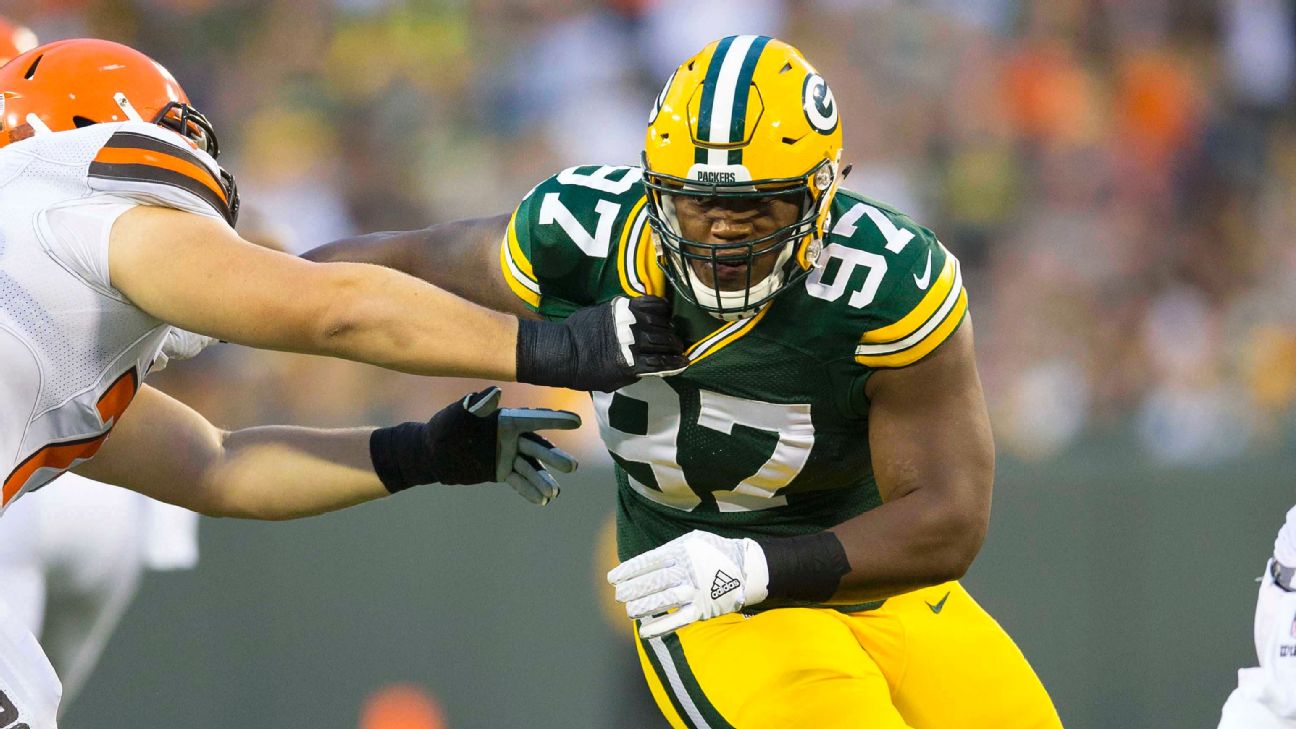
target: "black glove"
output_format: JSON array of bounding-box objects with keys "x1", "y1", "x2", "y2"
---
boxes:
[
  {"x1": 515, "y1": 296, "x2": 687, "y2": 392},
  {"x1": 370, "y1": 387, "x2": 581, "y2": 505}
]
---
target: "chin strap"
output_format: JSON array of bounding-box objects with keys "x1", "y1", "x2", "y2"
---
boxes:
[{"x1": 684, "y1": 243, "x2": 796, "y2": 321}]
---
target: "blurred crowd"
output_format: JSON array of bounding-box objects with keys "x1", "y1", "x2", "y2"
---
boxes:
[{"x1": 6, "y1": 0, "x2": 1296, "y2": 465}]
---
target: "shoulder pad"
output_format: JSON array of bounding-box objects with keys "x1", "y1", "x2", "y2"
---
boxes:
[
  {"x1": 500, "y1": 165, "x2": 661, "y2": 318},
  {"x1": 811, "y1": 190, "x2": 967, "y2": 368},
  {"x1": 86, "y1": 122, "x2": 236, "y2": 225}
]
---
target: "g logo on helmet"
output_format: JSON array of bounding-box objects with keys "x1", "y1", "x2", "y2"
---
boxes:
[{"x1": 802, "y1": 73, "x2": 838, "y2": 135}]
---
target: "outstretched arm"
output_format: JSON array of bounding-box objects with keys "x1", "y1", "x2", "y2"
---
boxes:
[
  {"x1": 110, "y1": 207, "x2": 684, "y2": 391},
  {"x1": 111, "y1": 207, "x2": 519, "y2": 380},
  {"x1": 74, "y1": 385, "x2": 387, "y2": 519},
  {"x1": 74, "y1": 385, "x2": 580, "y2": 519},
  {"x1": 302, "y1": 214, "x2": 534, "y2": 318}
]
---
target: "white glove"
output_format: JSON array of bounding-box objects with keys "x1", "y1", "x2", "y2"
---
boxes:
[
  {"x1": 151, "y1": 328, "x2": 215, "y2": 372},
  {"x1": 607, "y1": 529, "x2": 770, "y2": 639}
]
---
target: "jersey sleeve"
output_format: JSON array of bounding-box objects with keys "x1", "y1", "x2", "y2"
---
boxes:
[
  {"x1": 844, "y1": 202, "x2": 968, "y2": 369},
  {"x1": 84, "y1": 121, "x2": 236, "y2": 226},
  {"x1": 498, "y1": 165, "x2": 648, "y2": 320},
  {"x1": 39, "y1": 199, "x2": 136, "y2": 297},
  {"x1": 35, "y1": 122, "x2": 236, "y2": 299}
]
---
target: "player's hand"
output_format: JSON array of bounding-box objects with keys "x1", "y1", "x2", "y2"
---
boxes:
[
  {"x1": 151, "y1": 327, "x2": 215, "y2": 371},
  {"x1": 423, "y1": 387, "x2": 580, "y2": 505},
  {"x1": 515, "y1": 295, "x2": 687, "y2": 393},
  {"x1": 607, "y1": 530, "x2": 770, "y2": 639}
]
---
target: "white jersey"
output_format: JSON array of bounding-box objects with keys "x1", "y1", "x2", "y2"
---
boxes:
[{"x1": 0, "y1": 121, "x2": 235, "y2": 512}]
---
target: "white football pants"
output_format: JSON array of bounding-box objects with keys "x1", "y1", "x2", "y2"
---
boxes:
[
  {"x1": 0, "y1": 597, "x2": 60, "y2": 729},
  {"x1": 1218, "y1": 560, "x2": 1296, "y2": 729},
  {"x1": 0, "y1": 473, "x2": 197, "y2": 712}
]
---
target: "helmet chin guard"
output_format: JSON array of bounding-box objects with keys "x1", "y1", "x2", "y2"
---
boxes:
[{"x1": 679, "y1": 243, "x2": 796, "y2": 321}]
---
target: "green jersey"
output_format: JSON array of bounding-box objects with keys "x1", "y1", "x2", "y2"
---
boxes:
[{"x1": 501, "y1": 165, "x2": 967, "y2": 608}]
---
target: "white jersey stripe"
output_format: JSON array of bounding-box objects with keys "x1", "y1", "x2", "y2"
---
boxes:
[
  {"x1": 622, "y1": 207, "x2": 648, "y2": 295},
  {"x1": 687, "y1": 317, "x2": 747, "y2": 361},
  {"x1": 855, "y1": 257, "x2": 963, "y2": 357},
  {"x1": 503, "y1": 242, "x2": 541, "y2": 295}
]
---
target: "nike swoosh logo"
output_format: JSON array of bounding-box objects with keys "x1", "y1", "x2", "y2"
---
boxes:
[
  {"x1": 913, "y1": 251, "x2": 933, "y2": 290},
  {"x1": 926, "y1": 591, "x2": 951, "y2": 614}
]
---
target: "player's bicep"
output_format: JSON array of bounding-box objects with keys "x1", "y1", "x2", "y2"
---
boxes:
[
  {"x1": 72, "y1": 385, "x2": 225, "y2": 514},
  {"x1": 303, "y1": 215, "x2": 537, "y2": 319},
  {"x1": 108, "y1": 205, "x2": 358, "y2": 348},
  {"x1": 863, "y1": 321, "x2": 993, "y2": 514}
]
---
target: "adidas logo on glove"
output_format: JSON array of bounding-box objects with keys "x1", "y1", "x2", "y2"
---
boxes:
[{"x1": 711, "y1": 570, "x2": 741, "y2": 599}]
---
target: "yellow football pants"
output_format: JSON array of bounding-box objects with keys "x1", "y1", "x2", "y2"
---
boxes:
[{"x1": 634, "y1": 581, "x2": 1062, "y2": 729}]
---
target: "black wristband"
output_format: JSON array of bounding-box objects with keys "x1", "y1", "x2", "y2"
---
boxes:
[
  {"x1": 755, "y1": 532, "x2": 851, "y2": 603},
  {"x1": 369, "y1": 391, "x2": 500, "y2": 493},
  {"x1": 515, "y1": 318, "x2": 574, "y2": 388},
  {"x1": 369, "y1": 422, "x2": 438, "y2": 494}
]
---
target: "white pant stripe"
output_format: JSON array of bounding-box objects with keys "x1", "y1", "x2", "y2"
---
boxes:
[{"x1": 649, "y1": 636, "x2": 713, "y2": 729}]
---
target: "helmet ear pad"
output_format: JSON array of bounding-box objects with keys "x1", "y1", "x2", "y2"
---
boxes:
[{"x1": 798, "y1": 153, "x2": 843, "y2": 271}]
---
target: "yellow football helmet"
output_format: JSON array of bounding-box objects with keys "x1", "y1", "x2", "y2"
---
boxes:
[{"x1": 643, "y1": 35, "x2": 844, "y2": 320}]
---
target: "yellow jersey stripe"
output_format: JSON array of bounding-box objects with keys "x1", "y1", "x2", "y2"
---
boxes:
[
  {"x1": 686, "y1": 318, "x2": 746, "y2": 360},
  {"x1": 855, "y1": 288, "x2": 967, "y2": 368},
  {"x1": 687, "y1": 306, "x2": 770, "y2": 365},
  {"x1": 617, "y1": 198, "x2": 650, "y2": 296},
  {"x1": 637, "y1": 213, "x2": 668, "y2": 297},
  {"x1": 859, "y1": 250, "x2": 956, "y2": 345},
  {"x1": 499, "y1": 235, "x2": 541, "y2": 308},
  {"x1": 505, "y1": 212, "x2": 537, "y2": 283},
  {"x1": 856, "y1": 259, "x2": 962, "y2": 357}
]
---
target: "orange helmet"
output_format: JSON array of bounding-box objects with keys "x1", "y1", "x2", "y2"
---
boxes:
[
  {"x1": 0, "y1": 38, "x2": 238, "y2": 221},
  {"x1": 0, "y1": 17, "x2": 37, "y2": 66}
]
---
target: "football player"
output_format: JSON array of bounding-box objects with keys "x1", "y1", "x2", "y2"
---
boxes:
[
  {"x1": 0, "y1": 38, "x2": 686, "y2": 728},
  {"x1": 0, "y1": 23, "x2": 205, "y2": 714},
  {"x1": 1218, "y1": 506, "x2": 1296, "y2": 729},
  {"x1": 306, "y1": 36, "x2": 1062, "y2": 727}
]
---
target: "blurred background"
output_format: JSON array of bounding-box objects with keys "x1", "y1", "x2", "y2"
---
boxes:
[{"x1": 2, "y1": 0, "x2": 1295, "y2": 726}]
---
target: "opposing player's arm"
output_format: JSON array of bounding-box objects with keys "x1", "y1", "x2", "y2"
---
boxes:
[
  {"x1": 72, "y1": 385, "x2": 387, "y2": 520},
  {"x1": 110, "y1": 206, "x2": 681, "y2": 390},
  {"x1": 73, "y1": 384, "x2": 582, "y2": 519},
  {"x1": 110, "y1": 206, "x2": 518, "y2": 379},
  {"x1": 301, "y1": 214, "x2": 537, "y2": 319},
  {"x1": 825, "y1": 320, "x2": 993, "y2": 602}
]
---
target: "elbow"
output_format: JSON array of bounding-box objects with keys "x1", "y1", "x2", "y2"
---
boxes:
[
  {"x1": 314, "y1": 267, "x2": 364, "y2": 347},
  {"x1": 190, "y1": 489, "x2": 294, "y2": 521},
  {"x1": 926, "y1": 503, "x2": 990, "y2": 583},
  {"x1": 933, "y1": 538, "x2": 979, "y2": 583},
  {"x1": 187, "y1": 432, "x2": 282, "y2": 521},
  {"x1": 310, "y1": 265, "x2": 395, "y2": 355}
]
